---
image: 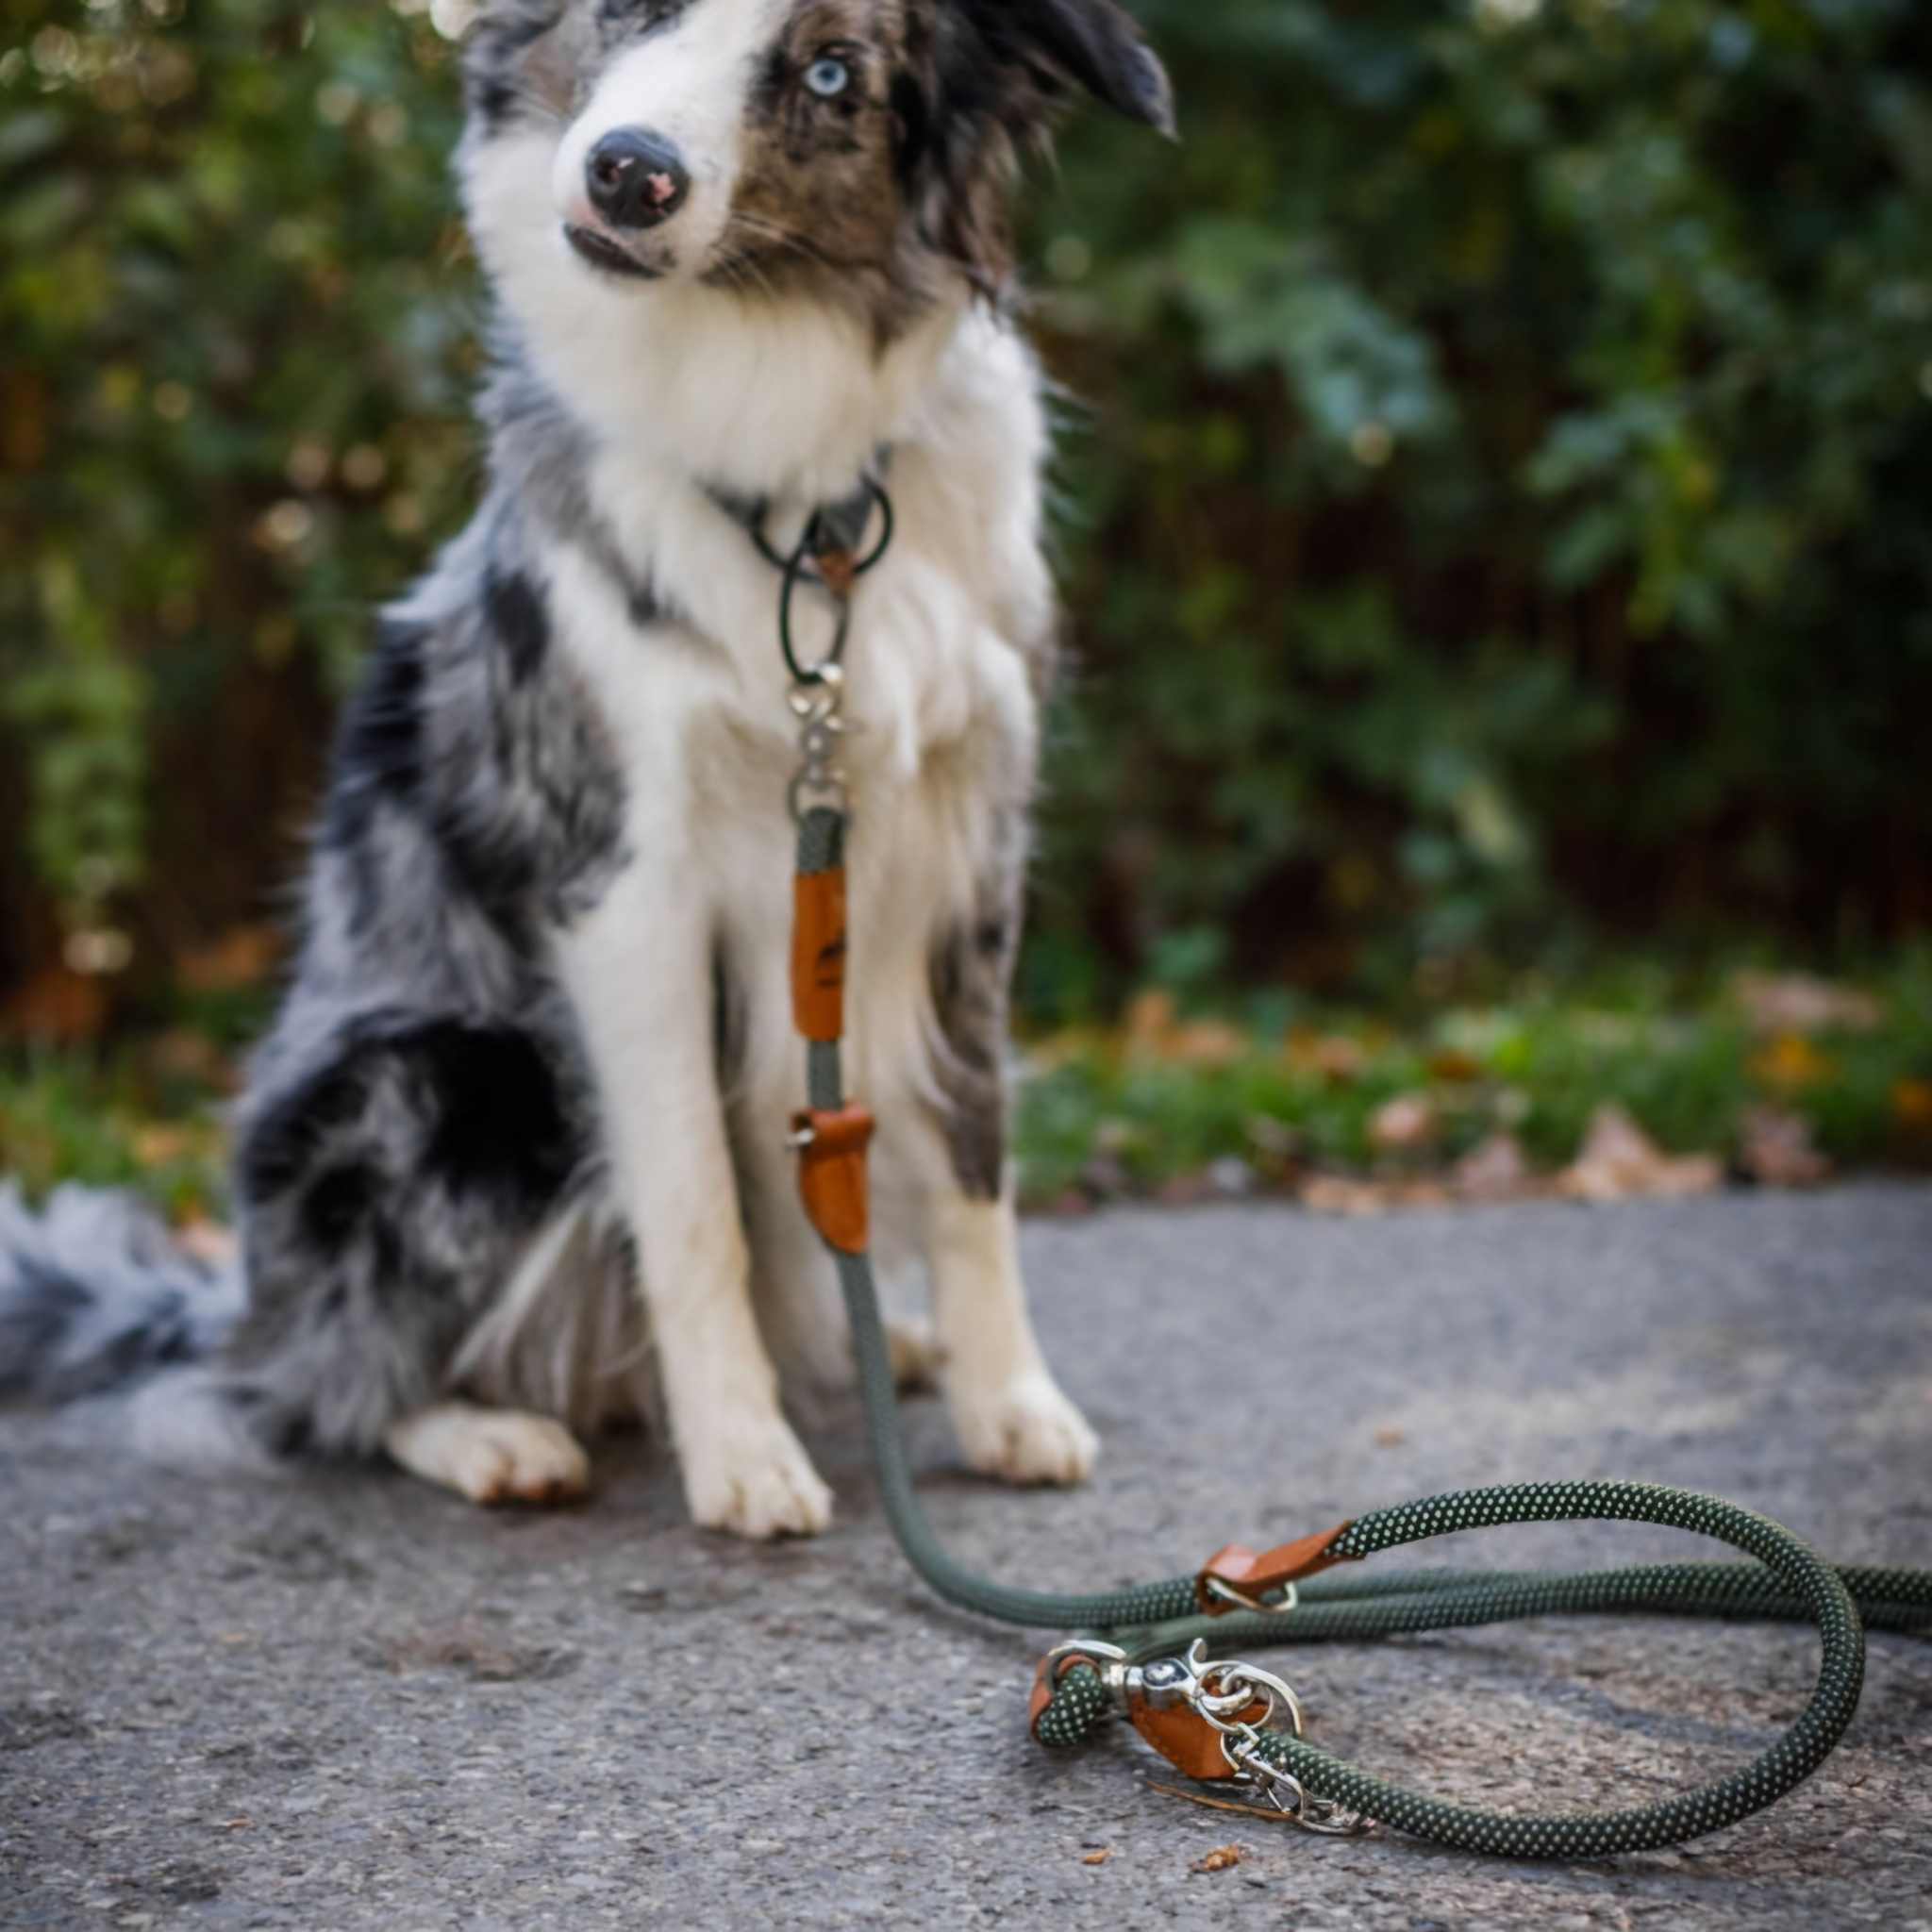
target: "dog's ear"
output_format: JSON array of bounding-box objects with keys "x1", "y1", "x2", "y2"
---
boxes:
[
  {"x1": 898, "y1": 0, "x2": 1173, "y2": 292},
  {"x1": 916, "y1": 0, "x2": 1174, "y2": 149},
  {"x1": 1004, "y1": 0, "x2": 1175, "y2": 136}
]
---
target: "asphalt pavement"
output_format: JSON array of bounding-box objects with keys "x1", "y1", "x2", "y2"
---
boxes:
[{"x1": 3, "y1": 1183, "x2": 1929, "y2": 1929}]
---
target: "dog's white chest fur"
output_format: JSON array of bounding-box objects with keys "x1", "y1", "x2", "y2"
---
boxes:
[{"x1": 532, "y1": 298, "x2": 1055, "y2": 1401}]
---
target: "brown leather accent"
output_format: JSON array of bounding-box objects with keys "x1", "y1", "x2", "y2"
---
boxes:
[
  {"x1": 1027, "y1": 1653, "x2": 1111, "y2": 1743},
  {"x1": 1027, "y1": 1656, "x2": 1056, "y2": 1738},
  {"x1": 793, "y1": 1106, "x2": 874, "y2": 1255},
  {"x1": 1128, "y1": 1695, "x2": 1269, "y2": 1783},
  {"x1": 1196, "y1": 1521, "x2": 1358, "y2": 1614},
  {"x1": 815, "y1": 549, "x2": 858, "y2": 597},
  {"x1": 791, "y1": 867, "x2": 847, "y2": 1042}
]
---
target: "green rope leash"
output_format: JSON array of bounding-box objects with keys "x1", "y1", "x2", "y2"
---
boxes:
[{"x1": 794, "y1": 792, "x2": 1932, "y2": 1856}]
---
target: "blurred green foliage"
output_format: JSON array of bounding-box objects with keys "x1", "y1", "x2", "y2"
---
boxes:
[
  {"x1": 0, "y1": 0, "x2": 474, "y2": 984},
  {"x1": 1028, "y1": 0, "x2": 1932, "y2": 1009},
  {"x1": 2, "y1": 0, "x2": 1929, "y2": 1019}
]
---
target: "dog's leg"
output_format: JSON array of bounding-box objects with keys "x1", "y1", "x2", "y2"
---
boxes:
[
  {"x1": 227, "y1": 1014, "x2": 592, "y2": 1485},
  {"x1": 738, "y1": 1118, "x2": 945, "y2": 1395},
  {"x1": 920, "y1": 920, "x2": 1097, "y2": 1487},
  {"x1": 558, "y1": 877, "x2": 833, "y2": 1540},
  {"x1": 384, "y1": 1400, "x2": 591, "y2": 1505},
  {"x1": 926, "y1": 1186, "x2": 1097, "y2": 1485}
]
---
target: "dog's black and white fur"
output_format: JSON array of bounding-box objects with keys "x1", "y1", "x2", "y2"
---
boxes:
[{"x1": 0, "y1": 0, "x2": 1173, "y2": 1537}]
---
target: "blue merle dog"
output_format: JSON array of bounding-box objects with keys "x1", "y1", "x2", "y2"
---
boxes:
[{"x1": 0, "y1": 0, "x2": 1173, "y2": 1536}]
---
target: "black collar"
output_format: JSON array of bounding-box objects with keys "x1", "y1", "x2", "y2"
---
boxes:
[
  {"x1": 708, "y1": 451, "x2": 891, "y2": 572},
  {"x1": 708, "y1": 463, "x2": 895, "y2": 685}
]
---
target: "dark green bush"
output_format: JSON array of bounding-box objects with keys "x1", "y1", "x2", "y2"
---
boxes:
[{"x1": 3, "y1": 0, "x2": 1928, "y2": 1020}]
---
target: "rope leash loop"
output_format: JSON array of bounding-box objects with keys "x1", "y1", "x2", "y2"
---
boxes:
[
  {"x1": 749, "y1": 487, "x2": 1932, "y2": 1859},
  {"x1": 1036, "y1": 1482, "x2": 1878, "y2": 1857}
]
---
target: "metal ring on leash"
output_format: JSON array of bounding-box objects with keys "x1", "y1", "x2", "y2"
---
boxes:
[
  {"x1": 1202, "y1": 1576, "x2": 1301, "y2": 1618},
  {"x1": 779, "y1": 540, "x2": 851, "y2": 686}
]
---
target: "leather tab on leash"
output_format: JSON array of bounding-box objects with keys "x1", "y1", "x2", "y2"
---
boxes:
[
  {"x1": 1196, "y1": 1521, "x2": 1359, "y2": 1614},
  {"x1": 791, "y1": 1105, "x2": 874, "y2": 1255},
  {"x1": 791, "y1": 865, "x2": 847, "y2": 1041}
]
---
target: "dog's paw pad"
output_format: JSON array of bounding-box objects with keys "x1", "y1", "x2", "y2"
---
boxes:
[
  {"x1": 683, "y1": 1419, "x2": 833, "y2": 1541},
  {"x1": 952, "y1": 1374, "x2": 1098, "y2": 1487},
  {"x1": 386, "y1": 1405, "x2": 590, "y2": 1507}
]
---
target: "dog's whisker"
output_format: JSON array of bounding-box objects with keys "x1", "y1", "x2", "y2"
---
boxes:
[{"x1": 722, "y1": 210, "x2": 846, "y2": 275}]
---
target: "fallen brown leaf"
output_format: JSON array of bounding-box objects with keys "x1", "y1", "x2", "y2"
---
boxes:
[
  {"x1": 1450, "y1": 1131, "x2": 1537, "y2": 1203},
  {"x1": 1738, "y1": 1106, "x2": 1831, "y2": 1188},
  {"x1": 1368, "y1": 1092, "x2": 1436, "y2": 1152},
  {"x1": 1732, "y1": 972, "x2": 1883, "y2": 1036},
  {"x1": 1192, "y1": 1844, "x2": 1243, "y2": 1874},
  {"x1": 1557, "y1": 1104, "x2": 1722, "y2": 1202},
  {"x1": 1301, "y1": 1175, "x2": 1452, "y2": 1216},
  {"x1": 1080, "y1": 1849, "x2": 1110, "y2": 1867},
  {"x1": 1299, "y1": 1175, "x2": 1391, "y2": 1217}
]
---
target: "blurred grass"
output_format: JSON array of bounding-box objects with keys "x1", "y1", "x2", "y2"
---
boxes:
[
  {"x1": 0, "y1": 1043, "x2": 231, "y2": 1223},
  {"x1": 5, "y1": 953, "x2": 1927, "y2": 1225},
  {"x1": 1015, "y1": 951, "x2": 1932, "y2": 1207}
]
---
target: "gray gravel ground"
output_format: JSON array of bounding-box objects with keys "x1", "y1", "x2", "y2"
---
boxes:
[{"x1": 3, "y1": 1183, "x2": 1929, "y2": 1930}]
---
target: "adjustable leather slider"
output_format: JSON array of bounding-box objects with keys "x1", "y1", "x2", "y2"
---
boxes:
[
  {"x1": 1196, "y1": 1522, "x2": 1358, "y2": 1614},
  {"x1": 791, "y1": 865, "x2": 847, "y2": 1041},
  {"x1": 791, "y1": 1105, "x2": 874, "y2": 1255}
]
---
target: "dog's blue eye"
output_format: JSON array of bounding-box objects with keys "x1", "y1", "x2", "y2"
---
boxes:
[{"x1": 805, "y1": 57, "x2": 850, "y2": 98}]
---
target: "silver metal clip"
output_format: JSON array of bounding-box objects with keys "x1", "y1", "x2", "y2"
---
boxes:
[
  {"x1": 1137, "y1": 1640, "x2": 1373, "y2": 1838},
  {"x1": 787, "y1": 661, "x2": 849, "y2": 821}
]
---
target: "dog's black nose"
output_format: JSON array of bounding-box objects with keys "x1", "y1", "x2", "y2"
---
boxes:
[{"x1": 585, "y1": 128, "x2": 690, "y2": 228}]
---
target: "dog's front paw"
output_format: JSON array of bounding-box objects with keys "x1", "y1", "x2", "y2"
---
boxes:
[
  {"x1": 384, "y1": 1403, "x2": 591, "y2": 1507},
  {"x1": 680, "y1": 1413, "x2": 834, "y2": 1540},
  {"x1": 950, "y1": 1372, "x2": 1098, "y2": 1487}
]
